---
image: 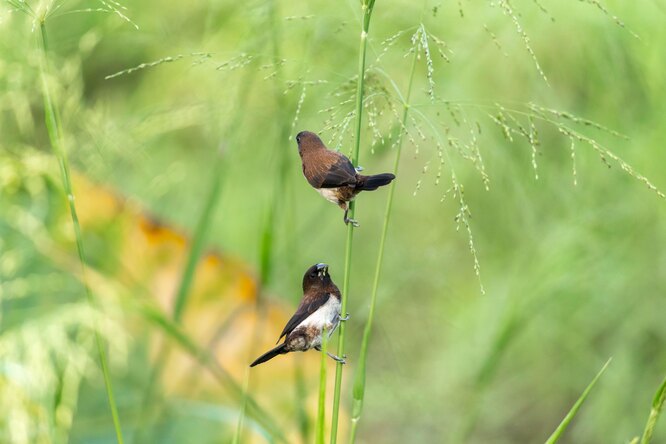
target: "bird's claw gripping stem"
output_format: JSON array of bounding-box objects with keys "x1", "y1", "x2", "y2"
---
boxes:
[
  {"x1": 344, "y1": 217, "x2": 359, "y2": 227},
  {"x1": 340, "y1": 313, "x2": 350, "y2": 322},
  {"x1": 327, "y1": 352, "x2": 346, "y2": 364}
]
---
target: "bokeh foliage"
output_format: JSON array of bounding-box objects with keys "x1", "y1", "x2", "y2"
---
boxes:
[{"x1": 1, "y1": 0, "x2": 665, "y2": 443}]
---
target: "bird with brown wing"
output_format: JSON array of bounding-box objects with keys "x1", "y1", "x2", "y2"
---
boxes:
[
  {"x1": 250, "y1": 263, "x2": 348, "y2": 367},
  {"x1": 296, "y1": 131, "x2": 395, "y2": 226}
]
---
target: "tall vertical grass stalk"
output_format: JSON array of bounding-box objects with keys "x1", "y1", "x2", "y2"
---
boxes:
[
  {"x1": 259, "y1": 0, "x2": 292, "y2": 288},
  {"x1": 639, "y1": 375, "x2": 666, "y2": 444},
  {"x1": 316, "y1": 330, "x2": 329, "y2": 444},
  {"x1": 348, "y1": 39, "x2": 419, "y2": 444},
  {"x1": 38, "y1": 18, "x2": 124, "y2": 444},
  {"x1": 329, "y1": 1, "x2": 376, "y2": 442},
  {"x1": 544, "y1": 358, "x2": 612, "y2": 444}
]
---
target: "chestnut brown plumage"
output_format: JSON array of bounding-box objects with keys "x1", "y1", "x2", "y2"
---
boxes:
[
  {"x1": 250, "y1": 263, "x2": 347, "y2": 367},
  {"x1": 296, "y1": 130, "x2": 396, "y2": 226}
]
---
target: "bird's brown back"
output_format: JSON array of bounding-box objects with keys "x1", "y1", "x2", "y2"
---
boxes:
[{"x1": 298, "y1": 133, "x2": 357, "y2": 189}]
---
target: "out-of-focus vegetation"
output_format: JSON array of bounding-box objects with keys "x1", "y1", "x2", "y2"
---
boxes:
[{"x1": 1, "y1": 0, "x2": 665, "y2": 443}]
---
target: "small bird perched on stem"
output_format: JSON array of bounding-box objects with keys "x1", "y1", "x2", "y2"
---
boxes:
[
  {"x1": 296, "y1": 131, "x2": 395, "y2": 226},
  {"x1": 250, "y1": 263, "x2": 348, "y2": 367}
]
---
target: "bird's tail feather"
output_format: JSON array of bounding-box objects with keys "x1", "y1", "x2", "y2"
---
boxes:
[
  {"x1": 250, "y1": 343, "x2": 288, "y2": 367},
  {"x1": 357, "y1": 173, "x2": 395, "y2": 191}
]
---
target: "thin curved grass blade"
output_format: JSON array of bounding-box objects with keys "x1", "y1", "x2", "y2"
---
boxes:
[
  {"x1": 135, "y1": 302, "x2": 287, "y2": 443},
  {"x1": 544, "y1": 358, "x2": 612, "y2": 444},
  {"x1": 639, "y1": 375, "x2": 666, "y2": 444}
]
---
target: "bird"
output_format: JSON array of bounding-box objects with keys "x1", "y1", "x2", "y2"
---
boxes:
[
  {"x1": 295, "y1": 130, "x2": 396, "y2": 227},
  {"x1": 250, "y1": 263, "x2": 348, "y2": 367}
]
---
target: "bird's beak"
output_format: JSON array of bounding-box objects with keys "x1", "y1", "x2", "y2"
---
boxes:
[{"x1": 316, "y1": 263, "x2": 328, "y2": 277}]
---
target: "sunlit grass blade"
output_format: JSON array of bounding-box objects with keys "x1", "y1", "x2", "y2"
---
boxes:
[
  {"x1": 316, "y1": 329, "x2": 329, "y2": 444},
  {"x1": 231, "y1": 368, "x2": 251, "y2": 444},
  {"x1": 544, "y1": 358, "x2": 612, "y2": 444},
  {"x1": 135, "y1": 301, "x2": 287, "y2": 443},
  {"x1": 329, "y1": 2, "x2": 376, "y2": 443},
  {"x1": 173, "y1": 153, "x2": 226, "y2": 322},
  {"x1": 348, "y1": 38, "x2": 419, "y2": 444},
  {"x1": 134, "y1": 54, "x2": 259, "y2": 442},
  {"x1": 38, "y1": 18, "x2": 125, "y2": 444},
  {"x1": 639, "y1": 375, "x2": 666, "y2": 444}
]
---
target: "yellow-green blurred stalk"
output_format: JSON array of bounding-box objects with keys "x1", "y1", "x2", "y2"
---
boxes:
[{"x1": 38, "y1": 16, "x2": 124, "y2": 444}]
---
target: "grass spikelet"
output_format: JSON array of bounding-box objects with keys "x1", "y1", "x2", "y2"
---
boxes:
[
  {"x1": 468, "y1": 123, "x2": 490, "y2": 190},
  {"x1": 582, "y1": 0, "x2": 639, "y2": 39},
  {"x1": 484, "y1": 24, "x2": 509, "y2": 57},
  {"x1": 561, "y1": 127, "x2": 665, "y2": 198},
  {"x1": 97, "y1": 0, "x2": 138, "y2": 29},
  {"x1": 528, "y1": 116, "x2": 539, "y2": 180},
  {"x1": 216, "y1": 53, "x2": 254, "y2": 71},
  {"x1": 446, "y1": 101, "x2": 462, "y2": 126},
  {"x1": 105, "y1": 54, "x2": 186, "y2": 79},
  {"x1": 498, "y1": 0, "x2": 549, "y2": 85},
  {"x1": 451, "y1": 172, "x2": 485, "y2": 294},
  {"x1": 417, "y1": 24, "x2": 436, "y2": 100},
  {"x1": 529, "y1": 103, "x2": 628, "y2": 139},
  {"x1": 428, "y1": 32, "x2": 452, "y2": 63},
  {"x1": 284, "y1": 14, "x2": 315, "y2": 21},
  {"x1": 435, "y1": 140, "x2": 445, "y2": 185},
  {"x1": 376, "y1": 28, "x2": 413, "y2": 62},
  {"x1": 532, "y1": 0, "x2": 555, "y2": 21},
  {"x1": 289, "y1": 81, "x2": 308, "y2": 138},
  {"x1": 491, "y1": 108, "x2": 515, "y2": 142}
]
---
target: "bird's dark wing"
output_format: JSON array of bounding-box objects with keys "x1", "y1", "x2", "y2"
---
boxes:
[
  {"x1": 319, "y1": 155, "x2": 357, "y2": 188},
  {"x1": 307, "y1": 151, "x2": 357, "y2": 189},
  {"x1": 277, "y1": 291, "x2": 331, "y2": 342}
]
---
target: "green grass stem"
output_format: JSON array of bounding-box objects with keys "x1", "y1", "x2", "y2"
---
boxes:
[
  {"x1": 639, "y1": 375, "x2": 666, "y2": 444},
  {"x1": 544, "y1": 358, "x2": 612, "y2": 444},
  {"x1": 38, "y1": 18, "x2": 125, "y2": 444},
  {"x1": 348, "y1": 38, "x2": 419, "y2": 444},
  {"x1": 329, "y1": 2, "x2": 376, "y2": 443},
  {"x1": 316, "y1": 329, "x2": 329, "y2": 444}
]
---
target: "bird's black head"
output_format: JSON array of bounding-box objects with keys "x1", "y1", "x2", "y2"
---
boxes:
[
  {"x1": 295, "y1": 131, "x2": 324, "y2": 156},
  {"x1": 302, "y1": 263, "x2": 331, "y2": 291}
]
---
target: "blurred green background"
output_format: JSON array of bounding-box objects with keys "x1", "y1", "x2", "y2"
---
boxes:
[{"x1": 1, "y1": 0, "x2": 665, "y2": 443}]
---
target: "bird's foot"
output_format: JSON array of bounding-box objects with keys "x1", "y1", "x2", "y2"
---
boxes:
[
  {"x1": 355, "y1": 166, "x2": 364, "y2": 172},
  {"x1": 327, "y1": 352, "x2": 346, "y2": 364},
  {"x1": 339, "y1": 313, "x2": 350, "y2": 322},
  {"x1": 344, "y1": 217, "x2": 359, "y2": 227}
]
